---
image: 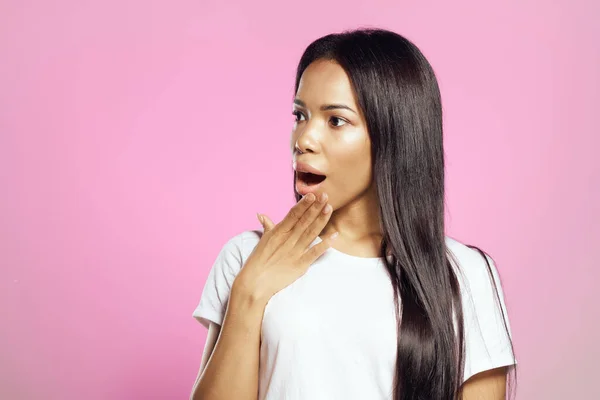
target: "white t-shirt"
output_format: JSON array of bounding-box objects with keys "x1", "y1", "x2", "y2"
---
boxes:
[{"x1": 192, "y1": 230, "x2": 517, "y2": 399}]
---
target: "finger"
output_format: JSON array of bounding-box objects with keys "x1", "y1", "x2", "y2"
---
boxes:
[
  {"x1": 294, "y1": 201, "x2": 333, "y2": 252},
  {"x1": 298, "y1": 231, "x2": 339, "y2": 268},
  {"x1": 286, "y1": 193, "x2": 329, "y2": 250},
  {"x1": 276, "y1": 193, "x2": 317, "y2": 233},
  {"x1": 261, "y1": 214, "x2": 276, "y2": 233}
]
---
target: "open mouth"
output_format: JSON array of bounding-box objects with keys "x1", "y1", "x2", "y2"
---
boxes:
[{"x1": 297, "y1": 171, "x2": 327, "y2": 186}]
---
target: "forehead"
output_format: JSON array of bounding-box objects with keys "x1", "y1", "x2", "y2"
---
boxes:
[{"x1": 296, "y1": 59, "x2": 359, "y2": 109}]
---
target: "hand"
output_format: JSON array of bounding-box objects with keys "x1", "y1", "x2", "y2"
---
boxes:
[{"x1": 232, "y1": 192, "x2": 338, "y2": 304}]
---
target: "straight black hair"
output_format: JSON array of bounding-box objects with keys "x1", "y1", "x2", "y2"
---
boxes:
[{"x1": 292, "y1": 28, "x2": 516, "y2": 399}]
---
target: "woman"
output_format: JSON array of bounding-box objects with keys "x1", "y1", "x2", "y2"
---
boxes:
[{"x1": 190, "y1": 28, "x2": 517, "y2": 400}]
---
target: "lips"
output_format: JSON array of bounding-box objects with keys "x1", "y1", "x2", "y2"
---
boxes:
[
  {"x1": 293, "y1": 161, "x2": 327, "y2": 196},
  {"x1": 293, "y1": 161, "x2": 326, "y2": 176}
]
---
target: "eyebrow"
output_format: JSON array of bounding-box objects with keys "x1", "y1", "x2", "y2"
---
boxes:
[{"x1": 293, "y1": 98, "x2": 357, "y2": 115}]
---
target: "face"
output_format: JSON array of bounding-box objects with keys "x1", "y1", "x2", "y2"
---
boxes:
[{"x1": 291, "y1": 59, "x2": 374, "y2": 211}]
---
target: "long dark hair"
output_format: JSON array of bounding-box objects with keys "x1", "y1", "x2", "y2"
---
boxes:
[{"x1": 292, "y1": 28, "x2": 516, "y2": 399}]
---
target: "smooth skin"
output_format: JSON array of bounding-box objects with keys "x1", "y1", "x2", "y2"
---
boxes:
[
  {"x1": 292, "y1": 59, "x2": 383, "y2": 259},
  {"x1": 191, "y1": 59, "x2": 508, "y2": 399}
]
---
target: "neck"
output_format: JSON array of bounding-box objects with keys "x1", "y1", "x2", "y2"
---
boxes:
[{"x1": 321, "y1": 183, "x2": 383, "y2": 256}]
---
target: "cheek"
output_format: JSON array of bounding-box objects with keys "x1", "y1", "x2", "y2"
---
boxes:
[
  {"x1": 348, "y1": 155, "x2": 372, "y2": 187},
  {"x1": 329, "y1": 141, "x2": 372, "y2": 193}
]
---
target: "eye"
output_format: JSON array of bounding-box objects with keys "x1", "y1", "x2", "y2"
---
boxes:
[
  {"x1": 292, "y1": 110, "x2": 305, "y2": 123},
  {"x1": 292, "y1": 110, "x2": 348, "y2": 128},
  {"x1": 329, "y1": 116, "x2": 348, "y2": 128}
]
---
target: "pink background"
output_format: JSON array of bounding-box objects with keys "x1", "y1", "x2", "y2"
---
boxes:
[{"x1": 1, "y1": 1, "x2": 598, "y2": 399}]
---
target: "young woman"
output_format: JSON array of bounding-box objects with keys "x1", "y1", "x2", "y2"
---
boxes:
[{"x1": 190, "y1": 28, "x2": 517, "y2": 400}]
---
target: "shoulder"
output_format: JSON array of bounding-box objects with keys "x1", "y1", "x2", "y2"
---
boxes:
[
  {"x1": 445, "y1": 235, "x2": 490, "y2": 268},
  {"x1": 444, "y1": 235, "x2": 500, "y2": 288},
  {"x1": 444, "y1": 235, "x2": 512, "y2": 334},
  {"x1": 444, "y1": 235, "x2": 509, "y2": 313},
  {"x1": 445, "y1": 237, "x2": 517, "y2": 381},
  {"x1": 218, "y1": 229, "x2": 264, "y2": 264}
]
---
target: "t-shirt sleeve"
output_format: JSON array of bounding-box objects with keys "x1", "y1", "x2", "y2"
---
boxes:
[
  {"x1": 192, "y1": 233, "x2": 245, "y2": 329},
  {"x1": 460, "y1": 251, "x2": 517, "y2": 384}
]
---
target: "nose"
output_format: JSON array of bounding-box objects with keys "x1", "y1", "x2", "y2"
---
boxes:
[{"x1": 293, "y1": 125, "x2": 320, "y2": 154}]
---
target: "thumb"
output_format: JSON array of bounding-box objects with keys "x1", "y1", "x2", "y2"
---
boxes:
[{"x1": 257, "y1": 213, "x2": 275, "y2": 233}]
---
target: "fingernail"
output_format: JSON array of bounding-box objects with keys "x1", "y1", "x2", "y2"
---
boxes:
[
  {"x1": 330, "y1": 232, "x2": 339, "y2": 240},
  {"x1": 323, "y1": 204, "x2": 332, "y2": 214},
  {"x1": 257, "y1": 213, "x2": 264, "y2": 224}
]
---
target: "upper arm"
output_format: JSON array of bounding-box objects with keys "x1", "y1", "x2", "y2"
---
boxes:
[
  {"x1": 200, "y1": 322, "x2": 222, "y2": 374},
  {"x1": 192, "y1": 233, "x2": 246, "y2": 328},
  {"x1": 459, "y1": 249, "x2": 517, "y2": 384},
  {"x1": 189, "y1": 232, "x2": 249, "y2": 399},
  {"x1": 461, "y1": 366, "x2": 507, "y2": 400},
  {"x1": 191, "y1": 322, "x2": 222, "y2": 396}
]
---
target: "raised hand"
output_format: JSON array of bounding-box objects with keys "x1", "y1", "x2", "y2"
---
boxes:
[{"x1": 233, "y1": 192, "x2": 338, "y2": 304}]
